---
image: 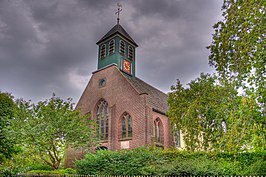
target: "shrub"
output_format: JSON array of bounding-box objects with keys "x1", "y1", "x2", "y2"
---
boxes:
[
  {"x1": 242, "y1": 159, "x2": 266, "y2": 175},
  {"x1": 27, "y1": 168, "x2": 76, "y2": 175},
  {"x1": 75, "y1": 147, "x2": 163, "y2": 175},
  {"x1": 75, "y1": 147, "x2": 266, "y2": 175},
  {"x1": 61, "y1": 168, "x2": 76, "y2": 174},
  {"x1": 161, "y1": 156, "x2": 221, "y2": 176},
  {"x1": 29, "y1": 163, "x2": 53, "y2": 171}
]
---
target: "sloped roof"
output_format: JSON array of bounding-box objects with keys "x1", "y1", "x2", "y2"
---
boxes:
[
  {"x1": 96, "y1": 24, "x2": 138, "y2": 47},
  {"x1": 126, "y1": 76, "x2": 168, "y2": 114}
]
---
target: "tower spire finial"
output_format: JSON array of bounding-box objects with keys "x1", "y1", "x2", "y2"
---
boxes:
[{"x1": 115, "y1": 3, "x2": 122, "y2": 24}]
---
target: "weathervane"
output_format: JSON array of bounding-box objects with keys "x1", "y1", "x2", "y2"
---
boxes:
[{"x1": 115, "y1": 3, "x2": 122, "y2": 24}]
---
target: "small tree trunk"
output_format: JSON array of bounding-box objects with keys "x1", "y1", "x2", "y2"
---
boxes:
[{"x1": 53, "y1": 159, "x2": 61, "y2": 170}]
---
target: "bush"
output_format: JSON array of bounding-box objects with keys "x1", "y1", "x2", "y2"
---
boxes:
[
  {"x1": 61, "y1": 168, "x2": 76, "y2": 174},
  {"x1": 0, "y1": 166, "x2": 13, "y2": 177},
  {"x1": 27, "y1": 170, "x2": 56, "y2": 174},
  {"x1": 27, "y1": 168, "x2": 76, "y2": 175},
  {"x1": 242, "y1": 159, "x2": 266, "y2": 175},
  {"x1": 160, "y1": 156, "x2": 220, "y2": 176},
  {"x1": 75, "y1": 147, "x2": 163, "y2": 175},
  {"x1": 29, "y1": 163, "x2": 53, "y2": 171},
  {"x1": 75, "y1": 147, "x2": 266, "y2": 176}
]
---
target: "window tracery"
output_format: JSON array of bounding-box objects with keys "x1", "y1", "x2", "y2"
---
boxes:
[
  {"x1": 153, "y1": 118, "x2": 163, "y2": 144},
  {"x1": 96, "y1": 100, "x2": 109, "y2": 140},
  {"x1": 121, "y1": 112, "x2": 132, "y2": 139}
]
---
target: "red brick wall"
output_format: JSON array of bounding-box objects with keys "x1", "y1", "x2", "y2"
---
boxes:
[
  {"x1": 152, "y1": 112, "x2": 174, "y2": 148},
  {"x1": 64, "y1": 65, "x2": 173, "y2": 167},
  {"x1": 75, "y1": 65, "x2": 148, "y2": 150}
]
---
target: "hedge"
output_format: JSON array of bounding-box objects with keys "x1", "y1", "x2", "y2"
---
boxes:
[{"x1": 75, "y1": 147, "x2": 266, "y2": 176}]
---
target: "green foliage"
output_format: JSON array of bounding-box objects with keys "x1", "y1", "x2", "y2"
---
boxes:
[
  {"x1": 75, "y1": 147, "x2": 163, "y2": 175},
  {"x1": 30, "y1": 163, "x2": 53, "y2": 171},
  {"x1": 207, "y1": 0, "x2": 266, "y2": 113},
  {"x1": 76, "y1": 148, "x2": 266, "y2": 176},
  {"x1": 75, "y1": 147, "x2": 266, "y2": 175},
  {"x1": 0, "y1": 92, "x2": 19, "y2": 163},
  {"x1": 244, "y1": 159, "x2": 266, "y2": 175},
  {"x1": 62, "y1": 168, "x2": 77, "y2": 174},
  {"x1": 161, "y1": 156, "x2": 221, "y2": 176},
  {"x1": 0, "y1": 148, "x2": 55, "y2": 175},
  {"x1": 11, "y1": 94, "x2": 97, "y2": 170},
  {"x1": 167, "y1": 73, "x2": 264, "y2": 152},
  {"x1": 27, "y1": 168, "x2": 76, "y2": 175}
]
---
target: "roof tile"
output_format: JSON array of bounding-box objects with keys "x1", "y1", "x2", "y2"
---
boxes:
[
  {"x1": 96, "y1": 24, "x2": 138, "y2": 46},
  {"x1": 126, "y1": 76, "x2": 168, "y2": 114}
]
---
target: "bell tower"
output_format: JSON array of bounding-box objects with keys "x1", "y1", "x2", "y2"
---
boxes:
[{"x1": 96, "y1": 4, "x2": 138, "y2": 77}]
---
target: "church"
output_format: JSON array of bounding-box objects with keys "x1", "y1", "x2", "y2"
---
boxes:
[{"x1": 65, "y1": 9, "x2": 184, "y2": 167}]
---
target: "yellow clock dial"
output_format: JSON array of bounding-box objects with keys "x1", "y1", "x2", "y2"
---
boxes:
[{"x1": 123, "y1": 59, "x2": 131, "y2": 74}]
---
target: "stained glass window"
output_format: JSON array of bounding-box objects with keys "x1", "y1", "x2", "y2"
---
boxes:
[
  {"x1": 121, "y1": 112, "x2": 132, "y2": 139},
  {"x1": 154, "y1": 118, "x2": 163, "y2": 144},
  {"x1": 175, "y1": 129, "x2": 180, "y2": 147},
  {"x1": 96, "y1": 100, "x2": 108, "y2": 140}
]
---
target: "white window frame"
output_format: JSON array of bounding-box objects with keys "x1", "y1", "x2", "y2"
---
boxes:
[
  {"x1": 108, "y1": 39, "x2": 115, "y2": 55},
  {"x1": 100, "y1": 44, "x2": 106, "y2": 59},
  {"x1": 119, "y1": 40, "x2": 125, "y2": 56},
  {"x1": 128, "y1": 45, "x2": 134, "y2": 59}
]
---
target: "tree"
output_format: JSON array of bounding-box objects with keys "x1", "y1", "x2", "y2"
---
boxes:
[
  {"x1": 168, "y1": 0, "x2": 265, "y2": 153},
  {"x1": 0, "y1": 92, "x2": 18, "y2": 164},
  {"x1": 167, "y1": 74, "x2": 264, "y2": 152},
  {"x1": 207, "y1": 0, "x2": 266, "y2": 110},
  {"x1": 13, "y1": 95, "x2": 97, "y2": 169}
]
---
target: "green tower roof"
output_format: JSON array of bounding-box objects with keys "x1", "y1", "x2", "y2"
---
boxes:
[{"x1": 96, "y1": 24, "x2": 138, "y2": 47}]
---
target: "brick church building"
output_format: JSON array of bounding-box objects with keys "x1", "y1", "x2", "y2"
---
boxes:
[{"x1": 65, "y1": 19, "x2": 184, "y2": 167}]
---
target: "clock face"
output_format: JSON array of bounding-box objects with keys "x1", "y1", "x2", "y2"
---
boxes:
[{"x1": 122, "y1": 59, "x2": 131, "y2": 74}]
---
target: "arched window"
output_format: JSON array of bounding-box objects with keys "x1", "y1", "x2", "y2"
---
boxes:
[
  {"x1": 153, "y1": 118, "x2": 163, "y2": 144},
  {"x1": 175, "y1": 129, "x2": 181, "y2": 147},
  {"x1": 108, "y1": 39, "x2": 115, "y2": 55},
  {"x1": 119, "y1": 40, "x2": 125, "y2": 56},
  {"x1": 128, "y1": 45, "x2": 134, "y2": 59},
  {"x1": 96, "y1": 100, "x2": 108, "y2": 140},
  {"x1": 96, "y1": 146, "x2": 108, "y2": 151},
  {"x1": 100, "y1": 44, "x2": 106, "y2": 58},
  {"x1": 121, "y1": 112, "x2": 132, "y2": 139},
  {"x1": 173, "y1": 124, "x2": 181, "y2": 147},
  {"x1": 153, "y1": 121, "x2": 156, "y2": 141}
]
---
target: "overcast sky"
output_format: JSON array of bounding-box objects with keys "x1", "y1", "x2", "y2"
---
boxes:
[{"x1": 0, "y1": 0, "x2": 223, "y2": 103}]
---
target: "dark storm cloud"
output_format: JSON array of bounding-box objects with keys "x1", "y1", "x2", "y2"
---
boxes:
[
  {"x1": 0, "y1": 0, "x2": 101, "y2": 101},
  {"x1": 126, "y1": 0, "x2": 222, "y2": 91},
  {"x1": 0, "y1": 0, "x2": 223, "y2": 103}
]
